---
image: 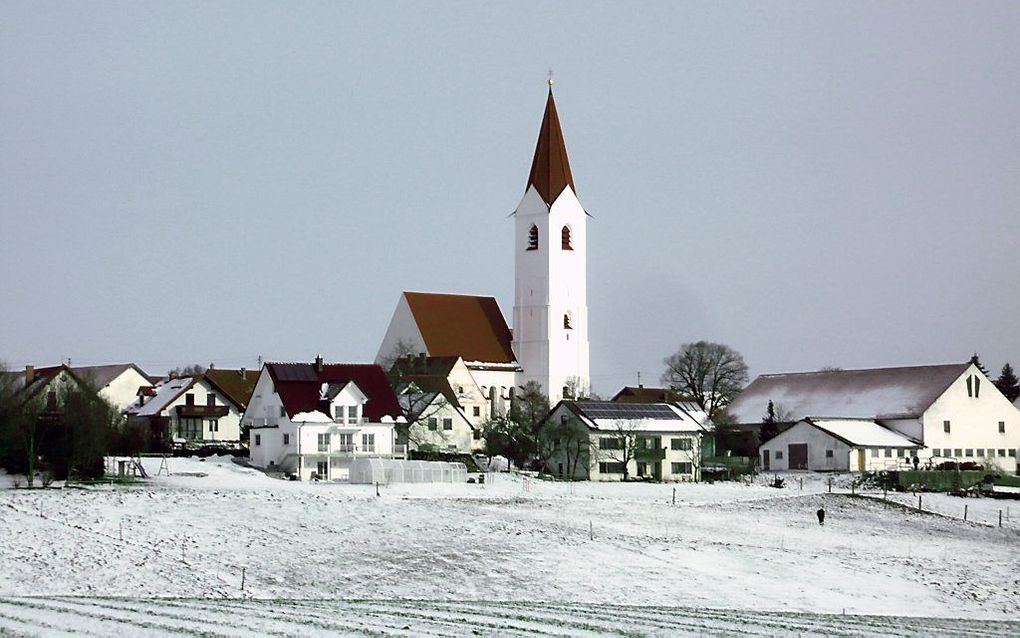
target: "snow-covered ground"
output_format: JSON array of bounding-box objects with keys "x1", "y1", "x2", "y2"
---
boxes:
[{"x1": 1, "y1": 458, "x2": 1018, "y2": 636}]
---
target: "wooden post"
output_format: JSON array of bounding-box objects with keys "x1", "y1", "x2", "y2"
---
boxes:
[
  {"x1": 799, "y1": 477, "x2": 803, "y2": 491},
  {"x1": 999, "y1": 510, "x2": 1003, "y2": 528},
  {"x1": 375, "y1": 482, "x2": 379, "y2": 497},
  {"x1": 964, "y1": 504, "x2": 968, "y2": 521},
  {"x1": 589, "y1": 520, "x2": 593, "y2": 541},
  {"x1": 181, "y1": 541, "x2": 185, "y2": 562},
  {"x1": 917, "y1": 495, "x2": 922, "y2": 511},
  {"x1": 851, "y1": 482, "x2": 855, "y2": 496},
  {"x1": 241, "y1": 567, "x2": 246, "y2": 590},
  {"x1": 828, "y1": 477, "x2": 832, "y2": 493},
  {"x1": 883, "y1": 486, "x2": 887, "y2": 501},
  {"x1": 119, "y1": 521, "x2": 124, "y2": 542},
  {"x1": 672, "y1": 488, "x2": 676, "y2": 505}
]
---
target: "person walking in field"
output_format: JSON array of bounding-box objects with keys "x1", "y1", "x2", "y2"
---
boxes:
[{"x1": 816, "y1": 508, "x2": 825, "y2": 526}]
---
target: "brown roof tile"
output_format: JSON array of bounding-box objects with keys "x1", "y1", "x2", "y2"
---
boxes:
[
  {"x1": 403, "y1": 292, "x2": 516, "y2": 364},
  {"x1": 527, "y1": 88, "x2": 575, "y2": 206},
  {"x1": 204, "y1": 368, "x2": 259, "y2": 411}
]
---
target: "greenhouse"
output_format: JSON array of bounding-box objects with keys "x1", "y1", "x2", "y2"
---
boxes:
[{"x1": 348, "y1": 459, "x2": 468, "y2": 484}]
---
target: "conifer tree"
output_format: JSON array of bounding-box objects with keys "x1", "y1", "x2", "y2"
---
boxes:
[
  {"x1": 994, "y1": 363, "x2": 1020, "y2": 403},
  {"x1": 760, "y1": 400, "x2": 779, "y2": 443},
  {"x1": 969, "y1": 353, "x2": 990, "y2": 377}
]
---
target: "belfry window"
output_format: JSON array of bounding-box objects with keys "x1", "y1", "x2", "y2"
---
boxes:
[
  {"x1": 563, "y1": 314, "x2": 572, "y2": 330},
  {"x1": 527, "y1": 225, "x2": 539, "y2": 251},
  {"x1": 561, "y1": 225, "x2": 572, "y2": 250}
]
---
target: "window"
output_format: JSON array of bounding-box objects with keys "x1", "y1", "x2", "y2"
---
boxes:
[
  {"x1": 896, "y1": 449, "x2": 905, "y2": 458},
  {"x1": 561, "y1": 225, "x2": 572, "y2": 250},
  {"x1": 427, "y1": 418, "x2": 438, "y2": 431},
  {"x1": 671, "y1": 462, "x2": 693, "y2": 474},
  {"x1": 975, "y1": 376, "x2": 981, "y2": 398},
  {"x1": 560, "y1": 414, "x2": 568, "y2": 425},
  {"x1": 179, "y1": 418, "x2": 201, "y2": 440},
  {"x1": 563, "y1": 314, "x2": 572, "y2": 330},
  {"x1": 344, "y1": 406, "x2": 355, "y2": 421},
  {"x1": 871, "y1": 449, "x2": 879, "y2": 458},
  {"x1": 999, "y1": 421, "x2": 1006, "y2": 433},
  {"x1": 932, "y1": 449, "x2": 941, "y2": 457},
  {"x1": 473, "y1": 406, "x2": 481, "y2": 417},
  {"x1": 362, "y1": 433, "x2": 375, "y2": 452},
  {"x1": 976, "y1": 449, "x2": 985, "y2": 457},
  {"x1": 599, "y1": 437, "x2": 623, "y2": 450},
  {"x1": 316, "y1": 461, "x2": 328, "y2": 478},
  {"x1": 208, "y1": 419, "x2": 219, "y2": 433},
  {"x1": 775, "y1": 451, "x2": 783, "y2": 460},
  {"x1": 442, "y1": 418, "x2": 453, "y2": 431},
  {"x1": 283, "y1": 433, "x2": 290, "y2": 445},
  {"x1": 317, "y1": 433, "x2": 330, "y2": 452},
  {"x1": 965, "y1": 449, "x2": 973, "y2": 457},
  {"x1": 185, "y1": 393, "x2": 194, "y2": 406},
  {"x1": 884, "y1": 449, "x2": 891, "y2": 458},
  {"x1": 598, "y1": 461, "x2": 625, "y2": 473},
  {"x1": 1010, "y1": 450, "x2": 1017, "y2": 458},
  {"x1": 456, "y1": 386, "x2": 464, "y2": 395},
  {"x1": 671, "y1": 438, "x2": 692, "y2": 451},
  {"x1": 825, "y1": 450, "x2": 834, "y2": 458},
  {"x1": 998, "y1": 449, "x2": 1006, "y2": 457},
  {"x1": 527, "y1": 225, "x2": 539, "y2": 251},
  {"x1": 966, "y1": 375, "x2": 972, "y2": 397},
  {"x1": 943, "y1": 420, "x2": 951, "y2": 433},
  {"x1": 336, "y1": 433, "x2": 353, "y2": 447},
  {"x1": 207, "y1": 393, "x2": 215, "y2": 406},
  {"x1": 279, "y1": 406, "x2": 286, "y2": 417},
  {"x1": 335, "y1": 406, "x2": 344, "y2": 419},
  {"x1": 255, "y1": 434, "x2": 261, "y2": 446},
  {"x1": 473, "y1": 430, "x2": 481, "y2": 440},
  {"x1": 954, "y1": 448, "x2": 962, "y2": 457}
]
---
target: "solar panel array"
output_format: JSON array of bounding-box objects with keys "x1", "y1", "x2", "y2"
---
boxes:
[
  {"x1": 575, "y1": 402, "x2": 679, "y2": 420},
  {"x1": 273, "y1": 364, "x2": 318, "y2": 382}
]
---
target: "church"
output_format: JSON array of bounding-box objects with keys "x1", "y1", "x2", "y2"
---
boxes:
[{"x1": 376, "y1": 83, "x2": 591, "y2": 407}]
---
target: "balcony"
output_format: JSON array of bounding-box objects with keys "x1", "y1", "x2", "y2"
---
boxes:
[
  {"x1": 634, "y1": 446, "x2": 666, "y2": 461},
  {"x1": 176, "y1": 404, "x2": 230, "y2": 418}
]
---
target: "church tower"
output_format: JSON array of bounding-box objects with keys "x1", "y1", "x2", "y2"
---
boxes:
[{"x1": 512, "y1": 84, "x2": 590, "y2": 402}]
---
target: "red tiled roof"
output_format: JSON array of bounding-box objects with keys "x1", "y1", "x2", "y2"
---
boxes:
[
  {"x1": 527, "y1": 88, "x2": 575, "y2": 206},
  {"x1": 266, "y1": 362, "x2": 402, "y2": 422},
  {"x1": 403, "y1": 292, "x2": 516, "y2": 364}
]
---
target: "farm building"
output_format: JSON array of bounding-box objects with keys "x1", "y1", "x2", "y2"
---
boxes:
[{"x1": 760, "y1": 418, "x2": 921, "y2": 472}]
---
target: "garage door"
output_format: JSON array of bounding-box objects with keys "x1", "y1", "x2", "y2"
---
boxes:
[{"x1": 788, "y1": 444, "x2": 808, "y2": 470}]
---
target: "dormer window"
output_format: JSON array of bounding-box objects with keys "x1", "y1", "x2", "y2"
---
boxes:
[
  {"x1": 527, "y1": 225, "x2": 539, "y2": 251},
  {"x1": 561, "y1": 225, "x2": 572, "y2": 250}
]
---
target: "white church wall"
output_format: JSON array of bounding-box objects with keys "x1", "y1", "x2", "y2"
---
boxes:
[{"x1": 375, "y1": 294, "x2": 427, "y2": 365}]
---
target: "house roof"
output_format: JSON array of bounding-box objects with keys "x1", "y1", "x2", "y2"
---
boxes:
[
  {"x1": 389, "y1": 355, "x2": 461, "y2": 379},
  {"x1": 403, "y1": 292, "x2": 516, "y2": 364},
  {"x1": 559, "y1": 401, "x2": 708, "y2": 433},
  {"x1": 67, "y1": 364, "x2": 151, "y2": 390},
  {"x1": 527, "y1": 87, "x2": 575, "y2": 206},
  {"x1": 266, "y1": 362, "x2": 401, "y2": 422},
  {"x1": 6, "y1": 365, "x2": 71, "y2": 402},
  {"x1": 128, "y1": 377, "x2": 199, "y2": 417},
  {"x1": 725, "y1": 363, "x2": 971, "y2": 424},
  {"x1": 203, "y1": 368, "x2": 258, "y2": 411},
  {"x1": 788, "y1": 418, "x2": 919, "y2": 448},
  {"x1": 611, "y1": 386, "x2": 690, "y2": 404}
]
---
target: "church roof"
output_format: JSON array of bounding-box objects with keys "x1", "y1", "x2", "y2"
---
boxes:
[
  {"x1": 527, "y1": 88, "x2": 575, "y2": 206},
  {"x1": 726, "y1": 363, "x2": 971, "y2": 424},
  {"x1": 403, "y1": 292, "x2": 516, "y2": 364}
]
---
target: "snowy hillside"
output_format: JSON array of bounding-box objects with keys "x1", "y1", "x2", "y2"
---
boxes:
[{"x1": 1, "y1": 457, "x2": 1018, "y2": 636}]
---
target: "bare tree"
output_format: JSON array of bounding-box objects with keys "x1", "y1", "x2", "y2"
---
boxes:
[
  {"x1": 661, "y1": 341, "x2": 749, "y2": 420},
  {"x1": 537, "y1": 411, "x2": 590, "y2": 479},
  {"x1": 377, "y1": 339, "x2": 421, "y2": 373},
  {"x1": 167, "y1": 364, "x2": 206, "y2": 377},
  {"x1": 563, "y1": 376, "x2": 590, "y2": 400},
  {"x1": 598, "y1": 419, "x2": 642, "y2": 481}
]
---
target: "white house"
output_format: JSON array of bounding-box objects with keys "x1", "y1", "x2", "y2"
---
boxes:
[
  {"x1": 728, "y1": 362, "x2": 1020, "y2": 473},
  {"x1": 540, "y1": 401, "x2": 712, "y2": 482},
  {"x1": 67, "y1": 364, "x2": 152, "y2": 412},
  {"x1": 760, "y1": 418, "x2": 921, "y2": 472},
  {"x1": 376, "y1": 84, "x2": 591, "y2": 404},
  {"x1": 243, "y1": 358, "x2": 406, "y2": 481},
  {"x1": 126, "y1": 375, "x2": 243, "y2": 446}
]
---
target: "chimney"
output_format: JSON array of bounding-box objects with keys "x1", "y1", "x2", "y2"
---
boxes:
[
  {"x1": 241, "y1": 367, "x2": 247, "y2": 380},
  {"x1": 417, "y1": 352, "x2": 426, "y2": 372},
  {"x1": 25, "y1": 365, "x2": 35, "y2": 385},
  {"x1": 209, "y1": 362, "x2": 215, "y2": 370},
  {"x1": 315, "y1": 354, "x2": 324, "y2": 373}
]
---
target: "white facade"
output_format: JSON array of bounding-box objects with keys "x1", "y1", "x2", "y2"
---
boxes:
[
  {"x1": 98, "y1": 367, "x2": 151, "y2": 412},
  {"x1": 760, "y1": 420, "x2": 920, "y2": 473},
  {"x1": 128, "y1": 377, "x2": 242, "y2": 444},
  {"x1": 913, "y1": 365, "x2": 1020, "y2": 471},
  {"x1": 512, "y1": 185, "x2": 590, "y2": 403},
  {"x1": 244, "y1": 369, "x2": 403, "y2": 481}
]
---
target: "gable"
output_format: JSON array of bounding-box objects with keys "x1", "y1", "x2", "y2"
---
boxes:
[{"x1": 267, "y1": 362, "x2": 401, "y2": 422}]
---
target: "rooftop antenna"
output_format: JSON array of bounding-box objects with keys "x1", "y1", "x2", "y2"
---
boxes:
[{"x1": 637, "y1": 371, "x2": 641, "y2": 388}]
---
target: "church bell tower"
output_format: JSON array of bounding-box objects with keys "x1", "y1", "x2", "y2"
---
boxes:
[{"x1": 511, "y1": 83, "x2": 590, "y2": 402}]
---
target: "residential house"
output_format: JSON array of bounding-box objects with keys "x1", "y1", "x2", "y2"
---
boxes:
[
  {"x1": 126, "y1": 375, "x2": 243, "y2": 447},
  {"x1": 539, "y1": 401, "x2": 712, "y2": 482},
  {"x1": 611, "y1": 386, "x2": 687, "y2": 404},
  {"x1": 64, "y1": 364, "x2": 151, "y2": 412},
  {"x1": 389, "y1": 354, "x2": 486, "y2": 453},
  {"x1": 727, "y1": 362, "x2": 1020, "y2": 473},
  {"x1": 243, "y1": 357, "x2": 406, "y2": 481}
]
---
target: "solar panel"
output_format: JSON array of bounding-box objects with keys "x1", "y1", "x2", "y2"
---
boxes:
[
  {"x1": 575, "y1": 402, "x2": 679, "y2": 420},
  {"x1": 274, "y1": 364, "x2": 318, "y2": 382}
]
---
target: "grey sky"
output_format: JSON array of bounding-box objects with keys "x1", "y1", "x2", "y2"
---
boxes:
[{"x1": 2, "y1": 2, "x2": 1018, "y2": 393}]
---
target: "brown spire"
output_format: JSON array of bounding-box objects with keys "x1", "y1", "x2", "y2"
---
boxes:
[{"x1": 527, "y1": 86, "x2": 575, "y2": 206}]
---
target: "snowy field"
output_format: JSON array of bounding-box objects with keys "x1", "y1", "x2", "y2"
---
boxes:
[{"x1": 1, "y1": 457, "x2": 1018, "y2": 636}]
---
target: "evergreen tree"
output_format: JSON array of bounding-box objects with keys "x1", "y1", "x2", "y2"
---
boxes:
[
  {"x1": 760, "y1": 400, "x2": 779, "y2": 443},
  {"x1": 969, "y1": 353, "x2": 990, "y2": 377},
  {"x1": 994, "y1": 363, "x2": 1020, "y2": 403}
]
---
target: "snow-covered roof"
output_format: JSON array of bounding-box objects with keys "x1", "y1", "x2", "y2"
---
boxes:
[
  {"x1": 128, "y1": 377, "x2": 197, "y2": 416},
  {"x1": 562, "y1": 401, "x2": 708, "y2": 433},
  {"x1": 726, "y1": 363, "x2": 970, "y2": 424},
  {"x1": 291, "y1": 411, "x2": 333, "y2": 423},
  {"x1": 802, "y1": 418, "x2": 919, "y2": 448}
]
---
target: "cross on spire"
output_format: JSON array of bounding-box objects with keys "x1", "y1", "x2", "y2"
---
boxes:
[{"x1": 547, "y1": 68, "x2": 554, "y2": 88}]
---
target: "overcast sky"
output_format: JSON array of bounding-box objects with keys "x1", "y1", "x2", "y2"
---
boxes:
[{"x1": 2, "y1": 2, "x2": 1018, "y2": 393}]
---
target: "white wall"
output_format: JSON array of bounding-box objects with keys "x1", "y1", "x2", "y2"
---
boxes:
[
  {"x1": 921, "y1": 365, "x2": 1020, "y2": 471},
  {"x1": 759, "y1": 421, "x2": 852, "y2": 472},
  {"x1": 375, "y1": 294, "x2": 427, "y2": 365},
  {"x1": 158, "y1": 378, "x2": 242, "y2": 443},
  {"x1": 512, "y1": 185, "x2": 590, "y2": 403},
  {"x1": 99, "y1": 368, "x2": 151, "y2": 412},
  {"x1": 407, "y1": 396, "x2": 476, "y2": 453}
]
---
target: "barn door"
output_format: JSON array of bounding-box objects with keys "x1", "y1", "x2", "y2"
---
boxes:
[
  {"x1": 788, "y1": 444, "x2": 808, "y2": 470},
  {"x1": 762, "y1": 449, "x2": 770, "y2": 471}
]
